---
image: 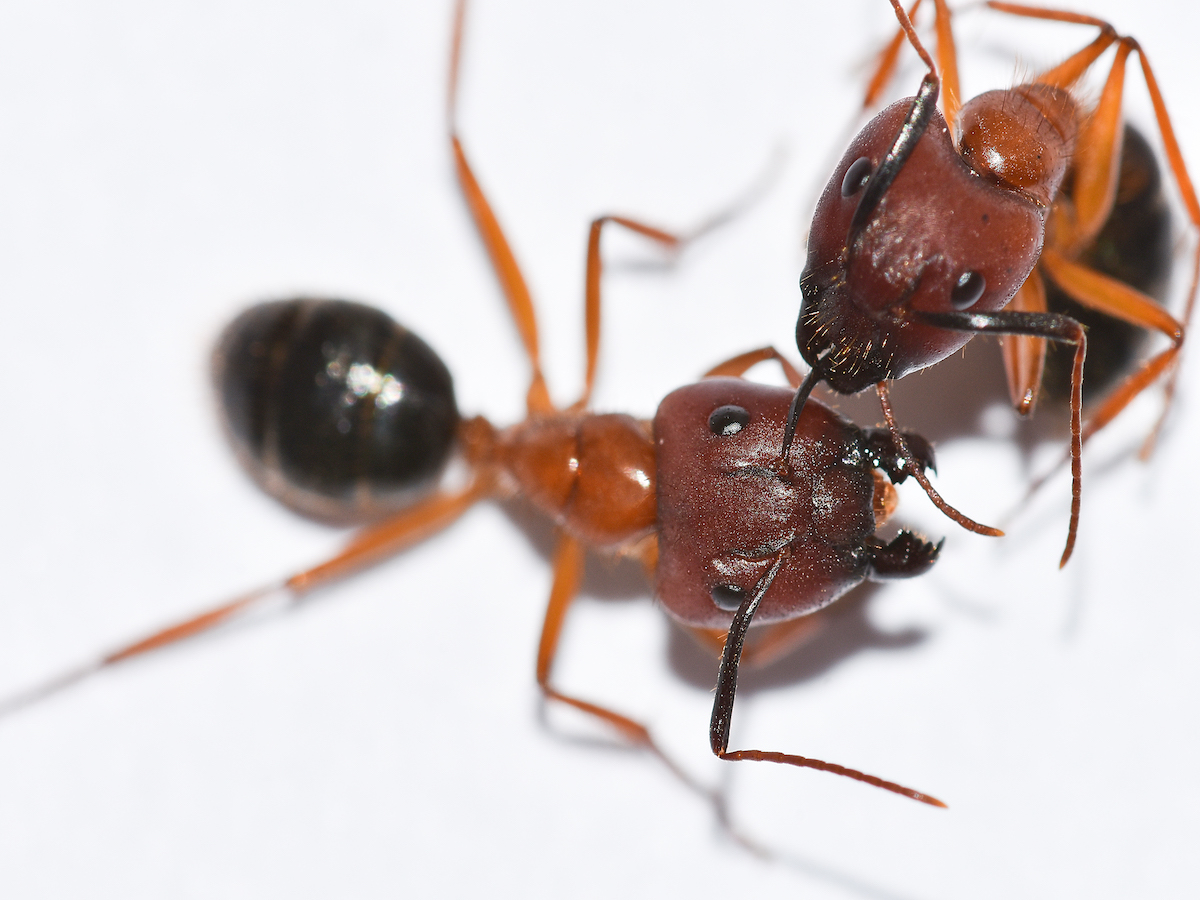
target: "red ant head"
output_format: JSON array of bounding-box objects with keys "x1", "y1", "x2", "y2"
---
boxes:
[
  {"x1": 797, "y1": 92, "x2": 1047, "y2": 394},
  {"x1": 654, "y1": 379, "x2": 939, "y2": 629}
]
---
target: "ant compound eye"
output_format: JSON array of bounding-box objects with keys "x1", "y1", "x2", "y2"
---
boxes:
[
  {"x1": 841, "y1": 156, "x2": 873, "y2": 197},
  {"x1": 950, "y1": 271, "x2": 986, "y2": 309},
  {"x1": 711, "y1": 584, "x2": 746, "y2": 611},
  {"x1": 708, "y1": 404, "x2": 750, "y2": 436}
]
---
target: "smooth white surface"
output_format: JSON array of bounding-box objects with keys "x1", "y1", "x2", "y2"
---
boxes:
[{"x1": 1, "y1": 1, "x2": 1198, "y2": 897}]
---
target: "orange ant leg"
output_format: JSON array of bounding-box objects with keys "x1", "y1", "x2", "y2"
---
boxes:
[
  {"x1": 579, "y1": 216, "x2": 684, "y2": 408},
  {"x1": 578, "y1": 151, "x2": 787, "y2": 409},
  {"x1": 535, "y1": 533, "x2": 651, "y2": 746},
  {"x1": 534, "y1": 532, "x2": 701, "y2": 782},
  {"x1": 709, "y1": 551, "x2": 946, "y2": 808},
  {"x1": 684, "y1": 614, "x2": 827, "y2": 669},
  {"x1": 1039, "y1": 249, "x2": 1184, "y2": 444},
  {"x1": 0, "y1": 481, "x2": 490, "y2": 717},
  {"x1": 1050, "y1": 37, "x2": 1132, "y2": 253},
  {"x1": 454, "y1": 0, "x2": 769, "y2": 416},
  {"x1": 986, "y1": 2, "x2": 1200, "y2": 451},
  {"x1": 930, "y1": 0, "x2": 962, "y2": 128},
  {"x1": 999, "y1": 274, "x2": 1051, "y2": 417},
  {"x1": 988, "y1": 3, "x2": 1118, "y2": 89},
  {"x1": 863, "y1": 0, "x2": 924, "y2": 109},
  {"x1": 866, "y1": 0, "x2": 960, "y2": 128},
  {"x1": 449, "y1": 0, "x2": 551, "y2": 415},
  {"x1": 450, "y1": 135, "x2": 551, "y2": 415},
  {"x1": 702, "y1": 346, "x2": 804, "y2": 387}
]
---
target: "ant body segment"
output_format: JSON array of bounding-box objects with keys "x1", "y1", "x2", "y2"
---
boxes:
[{"x1": 790, "y1": 0, "x2": 1198, "y2": 567}]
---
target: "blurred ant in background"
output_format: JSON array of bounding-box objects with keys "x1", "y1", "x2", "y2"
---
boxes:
[{"x1": 788, "y1": 0, "x2": 1197, "y2": 566}]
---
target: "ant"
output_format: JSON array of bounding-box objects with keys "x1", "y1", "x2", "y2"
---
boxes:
[
  {"x1": 787, "y1": 0, "x2": 1199, "y2": 567},
  {"x1": 3, "y1": 2, "x2": 1195, "y2": 892},
  {"x1": 1, "y1": 0, "x2": 953, "y2": 852}
]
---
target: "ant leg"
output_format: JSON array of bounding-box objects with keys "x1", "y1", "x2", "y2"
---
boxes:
[
  {"x1": 1055, "y1": 37, "x2": 1133, "y2": 254},
  {"x1": 1135, "y1": 47, "x2": 1200, "y2": 452},
  {"x1": 0, "y1": 481, "x2": 490, "y2": 716},
  {"x1": 986, "y1": 2, "x2": 1117, "y2": 90},
  {"x1": 577, "y1": 216, "x2": 684, "y2": 409},
  {"x1": 863, "y1": 0, "x2": 924, "y2": 109},
  {"x1": 448, "y1": 0, "x2": 551, "y2": 415},
  {"x1": 1039, "y1": 249, "x2": 1184, "y2": 444},
  {"x1": 998, "y1": 274, "x2": 1050, "y2": 416},
  {"x1": 929, "y1": 0, "x2": 962, "y2": 129},
  {"x1": 868, "y1": 0, "x2": 960, "y2": 127},
  {"x1": 575, "y1": 154, "x2": 787, "y2": 409},
  {"x1": 989, "y1": 3, "x2": 1200, "y2": 452},
  {"x1": 535, "y1": 535, "x2": 774, "y2": 850},
  {"x1": 709, "y1": 552, "x2": 946, "y2": 808},
  {"x1": 683, "y1": 615, "x2": 827, "y2": 670},
  {"x1": 535, "y1": 533, "x2": 674, "y2": 757},
  {"x1": 702, "y1": 347, "x2": 803, "y2": 387}
]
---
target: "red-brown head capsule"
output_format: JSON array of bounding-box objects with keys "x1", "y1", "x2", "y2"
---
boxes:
[
  {"x1": 797, "y1": 97, "x2": 1052, "y2": 394},
  {"x1": 654, "y1": 379, "x2": 939, "y2": 629}
]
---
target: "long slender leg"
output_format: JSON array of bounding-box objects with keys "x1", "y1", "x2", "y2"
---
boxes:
[
  {"x1": 1051, "y1": 38, "x2": 1132, "y2": 252},
  {"x1": 684, "y1": 614, "x2": 827, "y2": 670},
  {"x1": 986, "y1": 1, "x2": 1200, "y2": 452},
  {"x1": 578, "y1": 216, "x2": 684, "y2": 408},
  {"x1": 533, "y1": 537, "x2": 775, "y2": 848},
  {"x1": 1039, "y1": 249, "x2": 1184, "y2": 443},
  {"x1": 863, "y1": 0, "x2": 924, "y2": 109},
  {"x1": 930, "y1": 0, "x2": 962, "y2": 129},
  {"x1": 863, "y1": 0, "x2": 959, "y2": 128},
  {"x1": 999, "y1": 274, "x2": 1050, "y2": 416},
  {"x1": 448, "y1": 0, "x2": 551, "y2": 414},
  {"x1": 536, "y1": 533, "x2": 658, "y2": 748},
  {"x1": 576, "y1": 152, "x2": 788, "y2": 409},
  {"x1": 702, "y1": 346, "x2": 803, "y2": 387},
  {"x1": 0, "y1": 482, "x2": 490, "y2": 716}
]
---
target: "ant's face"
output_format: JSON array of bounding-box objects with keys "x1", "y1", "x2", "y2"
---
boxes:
[{"x1": 798, "y1": 98, "x2": 1046, "y2": 394}]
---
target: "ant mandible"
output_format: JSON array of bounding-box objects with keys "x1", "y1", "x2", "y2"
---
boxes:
[
  {"x1": 1, "y1": 0, "x2": 948, "y2": 809},
  {"x1": 787, "y1": 0, "x2": 1198, "y2": 567}
]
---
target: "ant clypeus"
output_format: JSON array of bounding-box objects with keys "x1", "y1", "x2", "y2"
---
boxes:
[
  {"x1": 0, "y1": 0, "x2": 964, "y2": 897},
  {"x1": 787, "y1": 0, "x2": 1199, "y2": 567}
]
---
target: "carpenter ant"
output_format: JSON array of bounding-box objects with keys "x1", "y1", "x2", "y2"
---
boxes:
[
  {"x1": 0, "y1": 0, "x2": 948, "y2": 813},
  {"x1": 788, "y1": 0, "x2": 1198, "y2": 567}
]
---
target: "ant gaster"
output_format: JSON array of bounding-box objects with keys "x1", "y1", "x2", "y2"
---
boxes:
[{"x1": 787, "y1": 0, "x2": 1198, "y2": 567}]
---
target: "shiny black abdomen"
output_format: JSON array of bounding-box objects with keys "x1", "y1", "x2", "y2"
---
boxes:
[
  {"x1": 1043, "y1": 126, "x2": 1173, "y2": 402},
  {"x1": 214, "y1": 298, "x2": 459, "y2": 523}
]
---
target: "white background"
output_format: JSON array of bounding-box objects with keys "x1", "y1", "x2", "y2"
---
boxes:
[{"x1": 1, "y1": 1, "x2": 1198, "y2": 897}]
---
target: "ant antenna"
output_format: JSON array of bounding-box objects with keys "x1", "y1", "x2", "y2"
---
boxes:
[{"x1": 708, "y1": 550, "x2": 947, "y2": 808}]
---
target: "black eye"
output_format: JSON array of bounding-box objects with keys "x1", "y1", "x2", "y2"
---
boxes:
[
  {"x1": 711, "y1": 584, "x2": 745, "y2": 611},
  {"x1": 950, "y1": 271, "x2": 986, "y2": 309},
  {"x1": 841, "y1": 156, "x2": 873, "y2": 197},
  {"x1": 708, "y1": 404, "x2": 750, "y2": 436}
]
